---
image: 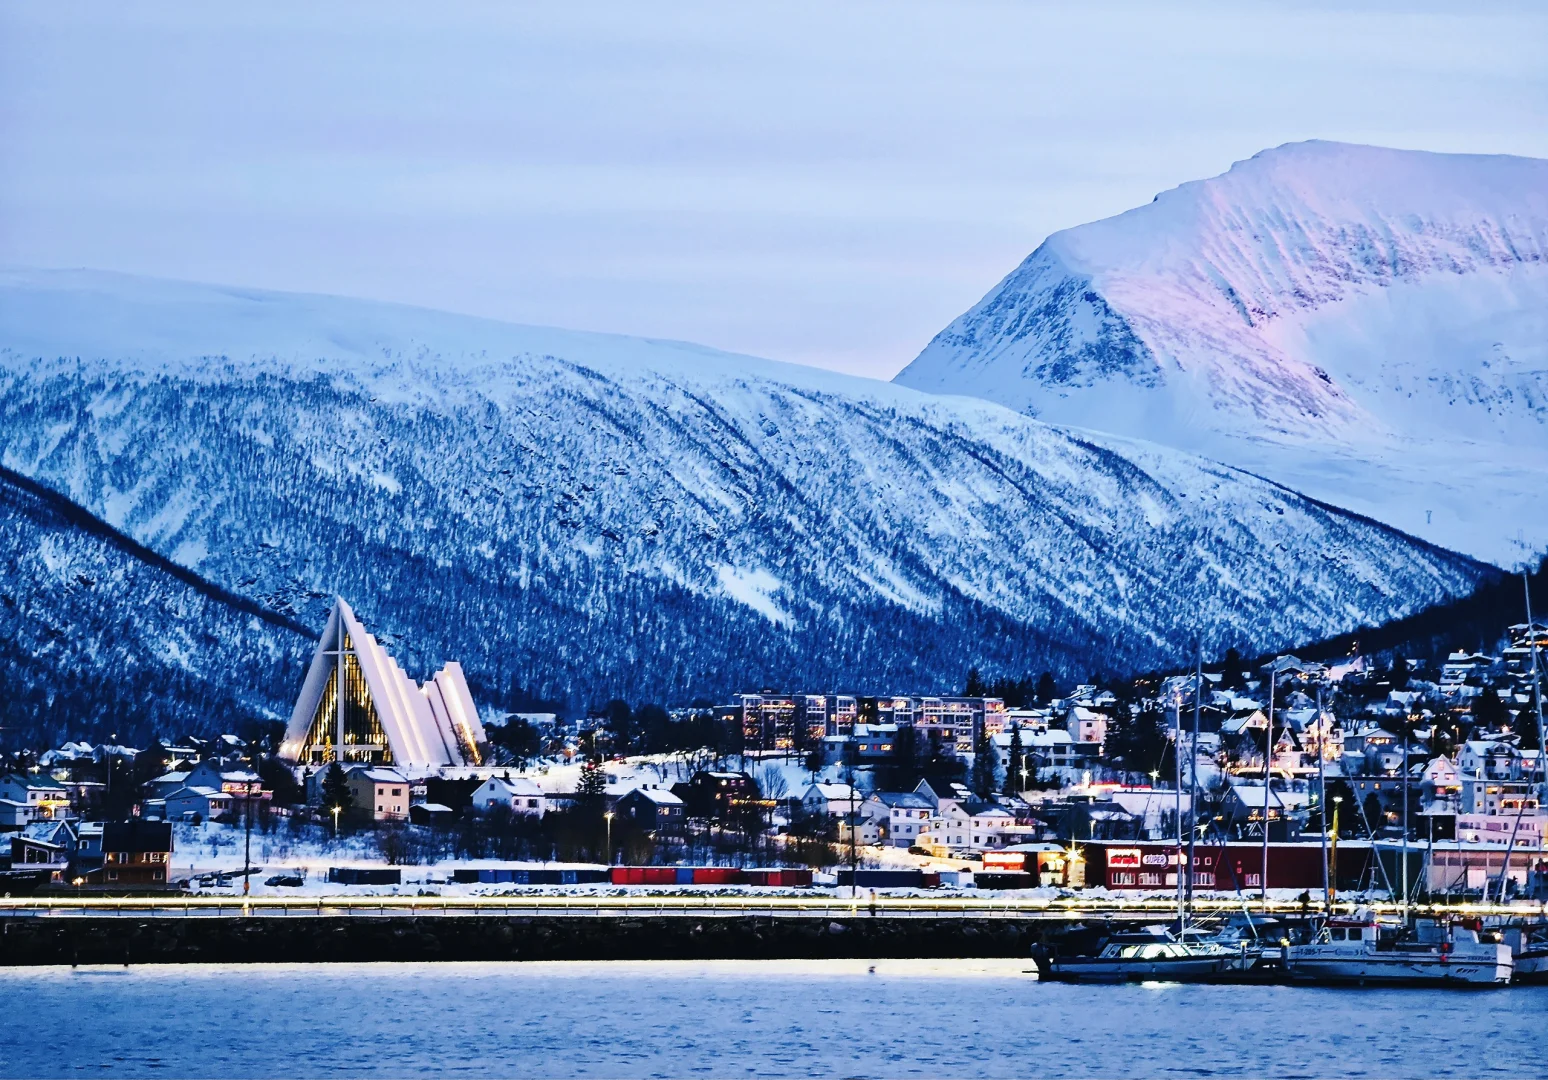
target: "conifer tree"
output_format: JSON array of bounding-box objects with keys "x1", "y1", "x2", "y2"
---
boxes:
[{"x1": 1006, "y1": 724, "x2": 1025, "y2": 794}]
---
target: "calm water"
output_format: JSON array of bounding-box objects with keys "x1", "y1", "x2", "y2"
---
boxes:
[{"x1": 0, "y1": 960, "x2": 1540, "y2": 1078}]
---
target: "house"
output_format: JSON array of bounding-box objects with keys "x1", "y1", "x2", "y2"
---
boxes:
[
  {"x1": 470, "y1": 775, "x2": 546, "y2": 816},
  {"x1": 144, "y1": 771, "x2": 192, "y2": 801},
  {"x1": 1066, "y1": 706, "x2": 1109, "y2": 751},
  {"x1": 408, "y1": 803, "x2": 457, "y2": 826},
  {"x1": 163, "y1": 785, "x2": 235, "y2": 823},
  {"x1": 800, "y1": 783, "x2": 859, "y2": 818},
  {"x1": 1022, "y1": 728, "x2": 1096, "y2": 770},
  {"x1": 862, "y1": 792, "x2": 933, "y2": 848},
  {"x1": 184, "y1": 761, "x2": 270, "y2": 806},
  {"x1": 1458, "y1": 741, "x2": 1517, "y2": 782},
  {"x1": 920, "y1": 801, "x2": 1018, "y2": 852},
  {"x1": 344, "y1": 766, "x2": 411, "y2": 821},
  {"x1": 9, "y1": 821, "x2": 75, "y2": 884},
  {"x1": 77, "y1": 821, "x2": 174, "y2": 888},
  {"x1": 615, "y1": 786, "x2": 686, "y2": 832},
  {"x1": 672, "y1": 771, "x2": 759, "y2": 820},
  {"x1": 1421, "y1": 755, "x2": 1462, "y2": 812},
  {"x1": 1221, "y1": 781, "x2": 1311, "y2": 836},
  {"x1": 836, "y1": 816, "x2": 882, "y2": 847},
  {"x1": 0, "y1": 773, "x2": 72, "y2": 828}
]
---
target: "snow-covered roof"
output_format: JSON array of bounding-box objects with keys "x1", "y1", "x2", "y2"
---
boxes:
[
  {"x1": 628, "y1": 787, "x2": 684, "y2": 806},
  {"x1": 870, "y1": 791, "x2": 932, "y2": 809}
]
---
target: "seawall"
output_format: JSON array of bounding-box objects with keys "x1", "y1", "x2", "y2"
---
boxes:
[{"x1": 0, "y1": 915, "x2": 1051, "y2": 965}]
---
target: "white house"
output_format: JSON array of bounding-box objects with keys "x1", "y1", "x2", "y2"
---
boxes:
[
  {"x1": 0, "y1": 773, "x2": 72, "y2": 828},
  {"x1": 862, "y1": 791, "x2": 933, "y2": 848},
  {"x1": 471, "y1": 775, "x2": 547, "y2": 816},
  {"x1": 801, "y1": 783, "x2": 859, "y2": 818}
]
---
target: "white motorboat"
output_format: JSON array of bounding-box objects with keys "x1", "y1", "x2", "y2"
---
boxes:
[
  {"x1": 1284, "y1": 914, "x2": 1513, "y2": 986},
  {"x1": 1042, "y1": 927, "x2": 1261, "y2": 983}
]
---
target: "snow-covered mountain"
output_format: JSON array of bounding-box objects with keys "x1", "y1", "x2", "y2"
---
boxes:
[
  {"x1": 0, "y1": 269, "x2": 1491, "y2": 721},
  {"x1": 0, "y1": 463, "x2": 314, "y2": 746},
  {"x1": 895, "y1": 141, "x2": 1548, "y2": 565}
]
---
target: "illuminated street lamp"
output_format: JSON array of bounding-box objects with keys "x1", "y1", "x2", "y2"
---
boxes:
[
  {"x1": 604, "y1": 811, "x2": 615, "y2": 864},
  {"x1": 331, "y1": 804, "x2": 341, "y2": 838},
  {"x1": 1149, "y1": 769, "x2": 1159, "y2": 790}
]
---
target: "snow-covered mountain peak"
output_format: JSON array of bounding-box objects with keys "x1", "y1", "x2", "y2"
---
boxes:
[{"x1": 896, "y1": 142, "x2": 1548, "y2": 564}]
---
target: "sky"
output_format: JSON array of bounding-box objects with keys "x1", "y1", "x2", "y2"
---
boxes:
[{"x1": 2, "y1": 1, "x2": 1545, "y2": 379}]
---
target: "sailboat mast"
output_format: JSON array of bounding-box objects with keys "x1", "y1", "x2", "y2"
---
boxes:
[
  {"x1": 1530, "y1": 573, "x2": 1548, "y2": 887},
  {"x1": 1263, "y1": 663, "x2": 1274, "y2": 907},
  {"x1": 1495, "y1": 571, "x2": 1548, "y2": 903},
  {"x1": 1186, "y1": 642, "x2": 1201, "y2": 912},
  {"x1": 1318, "y1": 683, "x2": 1329, "y2": 912},
  {"x1": 1175, "y1": 686, "x2": 1184, "y2": 926}
]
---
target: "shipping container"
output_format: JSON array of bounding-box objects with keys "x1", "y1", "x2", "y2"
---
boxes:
[
  {"x1": 326, "y1": 867, "x2": 401, "y2": 885},
  {"x1": 692, "y1": 867, "x2": 743, "y2": 885},
  {"x1": 835, "y1": 869, "x2": 923, "y2": 888}
]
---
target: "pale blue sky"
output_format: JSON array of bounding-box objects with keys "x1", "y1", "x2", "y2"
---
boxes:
[{"x1": 2, "y1": 1, "x2": 1545, "y2": 377}]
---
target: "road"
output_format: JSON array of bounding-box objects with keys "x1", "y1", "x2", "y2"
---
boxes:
[{"x1": 0, "y1": 894, "x2": 1541, "y2": 920}]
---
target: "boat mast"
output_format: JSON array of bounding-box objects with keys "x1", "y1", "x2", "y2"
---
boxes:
[
  {"x1": 1186, "y1": 642, "x2": 1202, "y2": 914},
  {"x1": 1317, "y1": 682, "x2": 1329, "y2": 913},
  {"x1": 1262, "y1": 660, "x2": 1274, "y2": 907},
  {"x1": 1174, "y1": 683, "x2": 1184, "y2": 928},
  {"x1": 1532, "y1": 573, "x2": 1548, "y2": 895},
  {"x1": 1492, "y1": 571, "x2": 1548, "y2": 904},
  {"x1": 1401, "y1": 703, "x2": 1410, "y2": 920}
]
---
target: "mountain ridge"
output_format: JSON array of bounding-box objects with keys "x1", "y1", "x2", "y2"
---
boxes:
[
  {"x1": 895, "y1": 140, "x2": 1548, "y2": 564},
  {"x1": 0, "y1": 268, "x2": 1496, "y2": 729}
]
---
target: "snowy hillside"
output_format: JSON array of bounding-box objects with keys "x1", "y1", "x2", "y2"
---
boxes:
[
  {"x1": 0, "y1": 270, "x2": 1491, "y2": 721},
  {"x1": 0, "y1": 464, "x2": 313, "y2": 745},
  {"x1": 895, "y1": 141, "x2": 1548, "y2": 564}
]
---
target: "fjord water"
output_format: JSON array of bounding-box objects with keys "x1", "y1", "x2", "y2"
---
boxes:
[{"x1": 0, "y1": 960, "x2": 1539, "y2": 1077}]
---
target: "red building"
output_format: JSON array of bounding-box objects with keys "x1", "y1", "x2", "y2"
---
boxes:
[{"x1": 1079, "y1": 839, "x2": 1377, "y2": 892}]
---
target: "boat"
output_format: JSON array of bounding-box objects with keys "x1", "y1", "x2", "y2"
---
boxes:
[
  {"x1": 1284, "y1": 912, "x2": 1513, "y2": 986},
  {"x1": 1502, "y1": 923, "x2": 1548, "y2": 984},
  {"x1": 1039, "y1": 924, "x2": 1262, "y2": 983}
]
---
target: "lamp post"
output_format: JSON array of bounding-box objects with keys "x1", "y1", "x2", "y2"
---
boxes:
[
  {"x1": 242, "y1": 782, "x2": 254, "y2": 897},
  {"x1": 1330, "y1": 796, "x2": 1343, "y2": 909},
  {"x1": 604, "y1": 811, "x2": 614, "y2": 865},
  {"x1": 331, "y1": 804, "x2": 341, "y2": 839}
]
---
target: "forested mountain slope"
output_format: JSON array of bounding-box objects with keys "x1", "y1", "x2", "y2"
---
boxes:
[{"x1": 0, "y1": 269, "x2": 1493, "y2": 730}]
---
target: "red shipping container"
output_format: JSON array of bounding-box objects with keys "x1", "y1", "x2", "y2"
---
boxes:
[
  {"x1": 609, "y1": 867, "x2": 630, "y2": 885},
  {"x1": 641, "y1": 867, "x2": 677, "y2": 885},
  {"x1": 692, "y1": 867, "x2": 744, "y2": 885}
]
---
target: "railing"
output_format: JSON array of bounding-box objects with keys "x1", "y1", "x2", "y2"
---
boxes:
[{"x1": 0, "y1": 893, "x2": 1541, "y2": 920}]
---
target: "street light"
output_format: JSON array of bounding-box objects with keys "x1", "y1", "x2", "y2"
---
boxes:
[
  {"x1": 1150, "y1": 769, "x2": 1160, "y2": 789},
  {"x1": 604, "y1": 811, "x2": 614, "y2": 865},
  {"x1": 242, "y1": 781, "x2": 257, "y2": 897},
  {"x1": 331, "y1": 804, "x2": 341, "y2": 838}
]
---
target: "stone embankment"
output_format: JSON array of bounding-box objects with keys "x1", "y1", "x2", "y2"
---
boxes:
[{"x1": 1, "y1": 915, "x2": 1051, "y2": 965}]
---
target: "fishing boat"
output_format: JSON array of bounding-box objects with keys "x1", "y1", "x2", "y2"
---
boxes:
[
  {"x1": 1039, "y1": 925, "x2": 1262, "y2": 983},
  {"x1": 1283, "y1": 913, "x2": 1512, "y2": 986}
]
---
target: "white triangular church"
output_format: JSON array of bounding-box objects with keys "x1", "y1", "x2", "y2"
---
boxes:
[{"x1": 280, "y1": 597, "x2": 488, "y2": 774}]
